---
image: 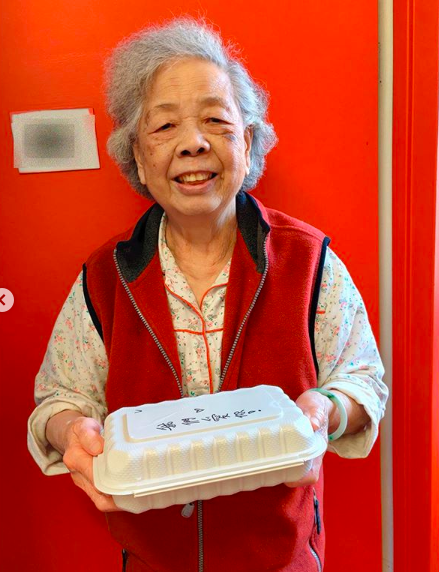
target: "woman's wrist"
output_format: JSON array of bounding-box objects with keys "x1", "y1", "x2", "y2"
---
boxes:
[
  {"x1": 46, "y1": 410, "x2": 83, "y2": 455},
  {"x1": 327, "y1": 390, "x2": 345, "y2": 434},
  {"x1": 327, "y1": 390, "x2": 370, "y2": 435}
]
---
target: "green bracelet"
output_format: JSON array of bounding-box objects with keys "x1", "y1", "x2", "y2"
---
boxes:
[{"x1": 309, "y1": 388, "x2": 348, "y2": 441}]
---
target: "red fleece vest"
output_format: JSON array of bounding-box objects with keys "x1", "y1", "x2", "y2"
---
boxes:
[{"x1": 85, "y1": 195, "x2": 327, "y2": 572}]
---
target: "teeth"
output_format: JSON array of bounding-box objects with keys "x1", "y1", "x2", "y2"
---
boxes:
[{"x1": 178, "y1": 172, "x2": 213, "y2": 183}]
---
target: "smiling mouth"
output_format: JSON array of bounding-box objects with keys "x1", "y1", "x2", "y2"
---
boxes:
[{"x1": 174, "y1": 173, "x2": 217, "y2": 185}]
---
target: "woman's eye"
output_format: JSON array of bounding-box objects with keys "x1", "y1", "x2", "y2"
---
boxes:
[
  {"x1": 208, "y1": 117, "x2": 224, "y2": 123},
  {"x1": 158, "y1": 123, "x2": 172, "y2": 131}
]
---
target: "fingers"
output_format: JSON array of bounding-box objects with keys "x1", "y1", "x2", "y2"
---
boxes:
[
  {"x1": 62, "y1": 417, "x2": 121, "y2": 512},
  {"x1": 71, "y1": 472, "x2": 120, "y2": 512},
  {"x1": 284, "y1": 453, "x2": 324, "y2": 488},
  {"x1": 63, "y1": 445, "x2": 96, "y2": 483},
  {"x1": 284, "y1": 390, "x2": 332, "y2": 489},
  {"x1": 295, "y1": 391, "x2": 332, "y2": 434},
  {"x1": 63, "y1": 417, "x2": 104, "y2": 482},
  {"x1": 65, "y1": 449, "x2": 120, "y2": 512},
  {"x1": 64, "y1": 443, "x2": 121, "y2": 512}
]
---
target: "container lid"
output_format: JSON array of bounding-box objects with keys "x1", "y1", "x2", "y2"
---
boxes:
[{"x1": 93, "y1": 385, "x2": 327, "y2": 497}]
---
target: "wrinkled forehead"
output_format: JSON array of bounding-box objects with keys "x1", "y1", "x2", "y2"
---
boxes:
[{"x1": 142, "y1": 57, "x2": 242, "y2": 120}]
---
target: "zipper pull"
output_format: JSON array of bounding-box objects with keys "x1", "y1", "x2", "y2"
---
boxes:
[
  {"x1": 181, "y1": 502, "x2": 195, "y2": 518},
  {"x1": 122, "y1": 549, "x2": 128, "y2": 572},
  {"x1": 313, "y1": 489, "x2": 321, "y2": 534}
]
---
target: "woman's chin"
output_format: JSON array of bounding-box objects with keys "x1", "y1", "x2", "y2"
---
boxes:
[
  {"x1": 165, "y1": 181, "x2": 237, "y2": 218},
  {"x1": 170, "y1": 195, "x2": 225, "y2": 218}
]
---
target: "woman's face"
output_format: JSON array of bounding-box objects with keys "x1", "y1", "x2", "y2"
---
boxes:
[{"x1": 133, "y1": 58, "x2": 253, "y2": 220}]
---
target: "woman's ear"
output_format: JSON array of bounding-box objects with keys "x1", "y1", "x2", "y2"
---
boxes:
[
  {"x1": 244, "y1": 126, "x2": 254, "y2": 176},
  {"x1": 133, "y1": 142, "x2": 146, "y2": 185}
]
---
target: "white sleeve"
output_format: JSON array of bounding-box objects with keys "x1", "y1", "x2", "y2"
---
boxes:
[
  {"x1": 27, "y1": 270, "x2": 109, "y2": 475},
  {"x1": 315, "y1": 248, "x2": 388, "y2": 458}
]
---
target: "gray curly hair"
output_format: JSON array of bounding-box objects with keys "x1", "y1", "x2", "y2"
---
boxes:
[{"x1": 105, "y1": 17, "x2": 278, "y2": 197}]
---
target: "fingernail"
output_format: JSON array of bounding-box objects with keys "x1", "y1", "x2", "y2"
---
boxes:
[{"x1": 311, "y1": 417, "x2": 321, "y2": 429}]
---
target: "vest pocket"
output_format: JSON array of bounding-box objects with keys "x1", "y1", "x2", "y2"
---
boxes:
[{"x1": 122, "y1": 548, "x2": 128, "y2": 572}]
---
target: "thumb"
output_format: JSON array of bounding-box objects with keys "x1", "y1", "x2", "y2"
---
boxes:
[
  {"x1": 306, "y1": 412, "x2": 323, "y2": 432},
  {"x1": 295, "y1": 391, "x2": 329, "y2": 432},
  {"x1": 74, "y1": 418, "x2": 104, "y2": 456}
]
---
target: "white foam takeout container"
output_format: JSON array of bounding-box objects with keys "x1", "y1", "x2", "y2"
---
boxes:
[{"x1": 93, "y1": 385, "x2": 327, "y2": 513}]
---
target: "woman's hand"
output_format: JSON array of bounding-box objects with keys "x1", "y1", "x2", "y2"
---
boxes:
[
  {"x1": 284, "y1": 390, "x2": 333, "y2": 488},
  {"x1": 63, "y1": 416, "x2": 120, "y2": 512},
  {"x1": 46, "y1": 411, "x2": 120, "y2": 512}
]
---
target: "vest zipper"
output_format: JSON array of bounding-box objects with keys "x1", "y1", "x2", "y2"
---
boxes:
[
  {"x1": 218, "y1": 235, "x2": 269, "y2": 391},
  {"x1": 309, "y1": 544, "x2": 322, "y2": 572},
  {"x1": 114, "y1": 235, "x2": 269, "y2": 572},
  {"x1": 181, "y1": 502, "x2": 195, "y2": 518},
  {"x1": 197, "y1": 500, "x2": 204, "y2": 572},
  {"x1": 113, "y1": 249, "x2": 184, "y2": 398},
  {"x1": 313, "y1": 487, "x2": 322, "y2": 534},
  {"x1": 122, "y1": 548, "x2": 128, "y2": 572},
  {"x1": 309, "y1": 487, "x2": 322, "y2": 571}
]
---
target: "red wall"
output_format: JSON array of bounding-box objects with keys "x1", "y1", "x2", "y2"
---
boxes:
[
  {"x1": 393, "y1": 0, "x2": 439, "y2": 569},
  {"x1": 0, "y1": 2, "x2": 381, "y2": 571}
]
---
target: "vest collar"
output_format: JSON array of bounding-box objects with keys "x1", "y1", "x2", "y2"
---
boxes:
[{"x1": 115, "y1": 191, "x2": 271, "y2": 283}]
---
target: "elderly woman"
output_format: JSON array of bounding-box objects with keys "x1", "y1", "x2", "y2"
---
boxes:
[{"x1": 28, "y1": 17, "x2": 387, "y2": 572}]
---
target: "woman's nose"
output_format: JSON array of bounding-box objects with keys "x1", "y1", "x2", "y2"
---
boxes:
[{"x1": 176, "y1": 126, "x2": 211, "y2": 157}]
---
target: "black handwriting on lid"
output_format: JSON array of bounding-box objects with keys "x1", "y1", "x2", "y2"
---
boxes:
[
  {"x1": 234, "y1": 410, "x2": 247, "y2": 418},
  {"x1": 155, "y1": 408, "x2": 263, "y2": 432},
  {"x1": 156, "y1": 422, "x2": 177, "y2": 431},
  {"x1": 212, "y1": 413, "x2": 230, "y2": 422},
  {"x1": 181, "y1": 418, "x2": 200, "y2": 425}
]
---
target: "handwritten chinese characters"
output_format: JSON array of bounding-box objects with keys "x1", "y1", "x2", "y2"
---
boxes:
[{"x1": 151, "y1": 408, "x2": 263, "y2": 432}]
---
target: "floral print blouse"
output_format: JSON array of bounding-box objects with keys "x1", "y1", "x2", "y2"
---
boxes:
[
  {"x1": 27, "y1": 214, "x2": 388, "y2": 475},
  {"x1": 159, "y1": 215, "x2": 230, "y2": 397}
]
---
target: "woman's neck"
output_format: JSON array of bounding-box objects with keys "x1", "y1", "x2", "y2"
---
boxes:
[{"x1": 165, "y1": 202, "x2": 237, "y2": 270}]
